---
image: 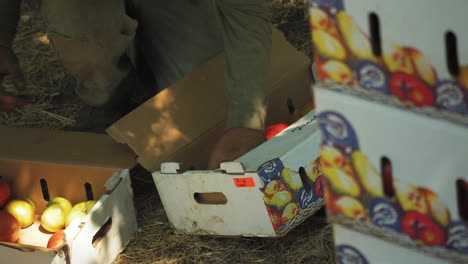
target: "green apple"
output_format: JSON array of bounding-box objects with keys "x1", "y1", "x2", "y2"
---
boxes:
[
  {"x1": 65, "y1": 200, "x2": 97, "y2": 228},
  {"x1": 41, "y1": 205, "x2": 67, "y2": 232},
  {"x1": 47, "y1": 197, "x2": 72, "y2": 215},
  {"x1": 4, "y1": 199, "x2": 36, "y2": 228}
]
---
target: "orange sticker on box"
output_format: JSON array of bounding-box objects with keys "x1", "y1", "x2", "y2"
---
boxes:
[{"x1": 233, "y1": 177, "x2": 256, "y2": 188}]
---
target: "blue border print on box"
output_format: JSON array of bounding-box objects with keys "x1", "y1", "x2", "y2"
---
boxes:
[
  {"x1": 309, "y1": 0, "x2": 344, "y2": 10},
  {"x1": 257, "y1": 158, "x2": 284, "y2": 191},
  {"x1": 317, "y1": 111, "x2": 359, "y2": 151},
  {"x1": 355, "y1": 61, "x2": 390, "y2": 94},
  {"x1": 435, "y1": 80, "x2": 468, "y2": 114},
  {"x1": 447, "y1": 221, "x2": 468, "y2": 254},
  {"x1": 369, "y1": 198, "x2": 402, "y2": 232},
  {"x1": 336, "y1": 245, "x2": 369, "y2": 264}
]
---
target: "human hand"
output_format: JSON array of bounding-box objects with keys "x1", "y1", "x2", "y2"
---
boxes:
[
  {"x1": 207, "y1": 127, "x2": 266, "y2": 170},
  {"x1": 0, "y1": 46, "x2": 28, "y2": 111}
]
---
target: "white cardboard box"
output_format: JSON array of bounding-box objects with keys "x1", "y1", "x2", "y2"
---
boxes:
[
  {"x1": 0, "y1": 128, "x2": 138, "y2": 264},
  {"x1": 309, "y1": 0, "x2": 468, "y2": 262},
  {"x1": 153, "y1": 110, "x2": 324, "y2": 237}
]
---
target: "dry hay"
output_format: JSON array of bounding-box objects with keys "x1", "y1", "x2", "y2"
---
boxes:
[
  {"x1": 2, "y1": 1, "x2": 334, "y2": 264},
  {"x1": 0, "y1": 1, "x2": 81, "y2": 129}
]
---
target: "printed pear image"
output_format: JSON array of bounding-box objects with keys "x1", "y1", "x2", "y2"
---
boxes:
[
  {"x1": 394, "y1": 180, "x2": 428, "y2": 214},
  {"x1": 336, "y1": 11, "x2": 375, "y2": 61},
  {"x1": 317, "y1": 60, "x2": 354, "y2": 85},
  {"x1": 383, "y1": 42, "x2": 414, "y2": 74},
  {"x1": 281, "y1": 203, "x2": 301, "y2": 226},
  {"x1": 313, "y1": 30, "x2": 347, "y2": 61},
  {"x1": 263, "y1": 180, "x2": 293, "y2": 211},
  {"x1": 406, "y1": 47, "x2": 437, "y2": 85},
  {"x1": 351, "y1": 150, "x2": 384, "y2": 197},
  {"x1": 310, "y1": 8, "x2": 339, "y2": 38},
  {"x1": 423, "y1": 188, "x2": 450, "y2": 226},
  {"x1": 281, "y1": 168, "x2": 303, "y2": 191},
  {"x1": 333, "y1": 196, "x2": 368, "y2": 221}
]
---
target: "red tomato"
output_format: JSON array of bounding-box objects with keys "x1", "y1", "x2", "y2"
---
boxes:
[
  {"x1": 0, "y1": 177, "x2": 11, "y2": 208},
  {"x1": 264, "y1": 123, "x2": 290, "y2": 140},
  {"x1": 0, "y1": 211, "x2": 21, "y2": 243}
]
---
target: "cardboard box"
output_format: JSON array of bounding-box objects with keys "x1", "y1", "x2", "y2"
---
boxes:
[
  {"x1": 105, "y1": 28, "x2": 324, "y2": 237},
  {"x1": 153, "y1": 110, "x2": 323, "y2": 237},
  {"x1": 0, "y1": 127, "x2": 138, "y2": 264},
  {"x1": 308, "y1": 0, "x2": 468, "y2": 262}
]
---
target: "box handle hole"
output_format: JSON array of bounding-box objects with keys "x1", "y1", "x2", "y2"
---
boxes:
[
  {"x1": 380, "y1": 157, "x2": 395, "y2": 198},
  {"x1": 84, "y1": 183, "x2": 94, "y2": 201},
  {"x1": 194, "y1": 192, "x2": 227, "y2": 205},
  {"x1": 40, "y1": 178, "x2": 50, "y2": 201},
  {"x1": 92, "y1": 217, "x2": 112, "y2": 247},
  {"x1": 287, "y1": 98, "x2": 296, "y2": 114},
  {"x1": 445, "y1": 31, "x2": 460, "y2": 77},
  {"x1": 299, "y1": 167, "x2": 312, "y2": 194},
  {"x1": 456, "y1": 179, "x2": 468, "y2": 221},
  {"x1": 369, "y1": 12, "x2": 382, "y2": 57}
]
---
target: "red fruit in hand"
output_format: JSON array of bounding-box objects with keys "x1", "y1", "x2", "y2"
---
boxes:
[
  {"x1": 264, "y1": 123, "x2": 289, "y2": 140},
  {"x1": 47, "y1": 230, "x2": 66, "y2": 249},
  {"x1": 401, "y1": 211, "x2": 445, "y2": 246},
  {"x1": 0, "y1": 177, "x2": 11, "y2": 208},
  {"x1": 0, "y1": 211, "x2": 21, "y2": 243},
  {"x1": 389, "y1": 72, "x2": 435, "y2": 107}
]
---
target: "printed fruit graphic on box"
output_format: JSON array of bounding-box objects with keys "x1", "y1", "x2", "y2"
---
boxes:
[
  {"x1": 258, "y1": 157, "x2": 324, "y2": 235},
  {"x1": 4, "y1": 199, "x2": 36, "y2": 228},
  {"x1": 317, "y1": 110, "x2": 467, "y2": 256}
]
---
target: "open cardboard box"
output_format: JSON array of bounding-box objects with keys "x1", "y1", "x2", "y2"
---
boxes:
[
  {"x1": 309, "y1": 0, "x2": 468, "y2": 262},
  {"x1": 106, "y1": 28, "x2": 325, "y2": 237},
  {"x1": 0, "y1": 128, "x2": 138, "y2": 264}
]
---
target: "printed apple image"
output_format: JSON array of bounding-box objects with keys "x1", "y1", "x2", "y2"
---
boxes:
[
  {"x1": 65, "y1": 200, "x2": 97, "y2": 228},
  {"x1": 336, "y1": 11, "x2": 375, "y2": 61},
  {"x1": 264, "y1": 123, "x2": 289, "y2": 140},
  {"x1": 320, "y1": 145, "x2": 353, "y2": 174},
  {"x1": 389, "y1": 72, "x2": 435, "y2": 107},
  {"x1": 281, "y1": 203, "x2": 300, "y2": 226},
  {"x1": 263, "y1": 180, "x2": 293, "y2": 211},
  {"x1": 0, "y1": 211, "x2": 20, "y2": 243},
  {"x1": 383, "y1": 42, "x2": 414, "y2": 75},
  {"x1": 406, "y1": 47, "x2": 437, "y2": 85},
  {"x1": 266, "y1": 206, "x2": 282, "y2": 230},
  {"x1": 313, "y1": 31, "x2": 347, "y2": 61},
  {"x1": 310, "y1": 7, "x2": 339, "y2": 38},
  {"x1": 281, "y1": 168, "x2": 303, "y2": 191},
  {"x1": 304, "y1": 159, "x2": 321, "y2": 182},
  {"x1": 401, "y1": 211, "x2": 445, "y2": 246},
  {"x1": 333, "y1": 196, "x2": 368, "y2": 221},
  {"x1": 0, "y1": 177, "x2": 11, "y2": 208},
  {"x1": 459, "y1": 65, "x2": 468, "y2": 92},
  {"x1": 317, "y1": 60, "x2": 354, "y2": 85},
  {"x1": 394, "y1": 180, "x2": 428, "y2": 214},
  {"x1": 351, "y1": 150, "x2": 384, "y2": 198},
  {"x1": 314, "y1": 175, "x2": 325, "y2": 198},
  {"x1": 422, "y1": 189, "x2": 450, "y2": 226},
  {"x1": 4, "y1": 199, "x2": 36, "y2": 228}
]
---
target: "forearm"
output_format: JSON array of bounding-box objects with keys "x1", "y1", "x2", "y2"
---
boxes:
[
  {"x1": 0, "y1": 0, "x2": 21, "y2": 48},
  {"x1": 217, "y1": 0, "x2": 272, "y2": 132}
]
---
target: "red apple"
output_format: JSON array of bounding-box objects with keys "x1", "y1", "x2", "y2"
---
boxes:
[
  {"x1": 401, "y1": 211, "x2": 445, "y2": 246},
  {"x1": 264, "y1": 123, "x2": 289, "y2": 140},
  {"x1": 0, "y1": 177, "x2": 11, "y2": 208},
  {"x1": 389, "y1": 72, "x2": 435, "y2": 107},
  {"x1": 4, "y1": 199, "x2": 36, "y2": 228},
  {"x1": 47, "y1": 230, "x2": 66, "y2": 249},
  {"x1": 0, "y1": 211, "x2": 21, "y2": 243}
]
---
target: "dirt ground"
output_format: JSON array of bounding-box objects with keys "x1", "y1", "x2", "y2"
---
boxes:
[{"x1": 1, "y1": 1, "x2": 335, "y2": 263}]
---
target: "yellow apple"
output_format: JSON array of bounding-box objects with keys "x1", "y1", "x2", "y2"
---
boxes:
[
  {"x1": 336, "y1": 11, "x2": 375, "y2": 61},
  {"x1": 334, "y1": 196, "x2": 368, "y2": 221},
  {"x1": 41, "y1": 205, "x2": 67, "y2": 232},
  {"x1": 406, "y1": 47, "x2": 437, "y2": 85},
  {"x1": 423, "y1": 189, "x2": 450, "y2": 226},
  {"x1": 263, "y1": 181, "x2": 292, "y2": 211},
  {"x1": 281, "y1": 168, "x2": 303, "y2": 191},
  {"x1": 65, "y1": 200, "x2": 97, "y2": 228},
  {"x1": 394, "y1": 180, "x2": 428, "y2": 214},
  {"x1": 351, "y1": 150, "x2": 384, "y2": 197},
  {"x1": 4, "y1": 199, "x2": 35, "y2": 228},
  {"x1": 281, "y1": 203, "x2": 300, "y2": 226},
  {"x1": 383, "y1": 42, "x2": 414, "y2": 74},
  {"x1": 47, "y1": 197, "x2": 72, "y2": 214},
  {"x1": 313, "y1": 30, "x2": 347, "y2": 60}
]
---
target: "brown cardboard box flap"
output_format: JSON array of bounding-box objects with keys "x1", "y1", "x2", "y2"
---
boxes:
[
  {"x1": 107, "y1": 28, "x2": 312, "y2": 172},
  {"x1": 0, "y1": 127, "x2": 137, "y2": 169}
]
